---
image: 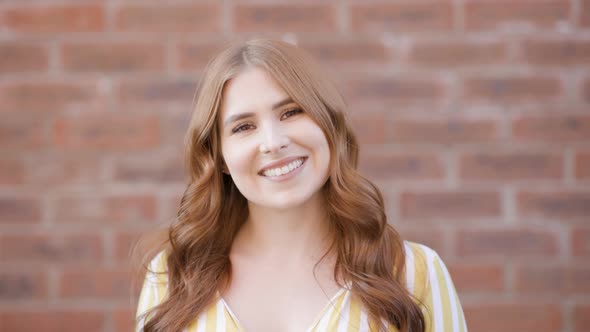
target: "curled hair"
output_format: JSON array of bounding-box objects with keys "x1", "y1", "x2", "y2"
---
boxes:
[{"x1": 136, "y1": 39, "x2": 425, "y2": 332}]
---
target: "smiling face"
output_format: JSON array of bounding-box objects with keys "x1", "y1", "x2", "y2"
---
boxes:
[{"x1": 219, "y1": 67, "x2": 331, "y2": 211}]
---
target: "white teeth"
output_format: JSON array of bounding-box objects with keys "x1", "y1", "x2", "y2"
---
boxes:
[{"x1": 262, "y1": 158, "x2": 304, "y2": 177}]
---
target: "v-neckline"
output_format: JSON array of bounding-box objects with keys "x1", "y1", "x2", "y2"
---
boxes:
[{"x1": 217, "y1": 286, "x2": 349, "y2": 332}]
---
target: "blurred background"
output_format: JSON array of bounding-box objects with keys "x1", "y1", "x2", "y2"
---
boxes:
[{"x1": 1, "y1": 0, "x2": 589, "y2": 331}]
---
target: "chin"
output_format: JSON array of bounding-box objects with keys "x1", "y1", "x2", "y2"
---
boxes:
[
  {"x1": 253, "y1": 191, "x2": 317, "y2": 211},
  {"x1": 265, "y1": 198, "x2": 308, "y2": 211}
]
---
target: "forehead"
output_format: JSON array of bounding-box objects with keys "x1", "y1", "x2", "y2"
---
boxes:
[{"x1": 220, "y1": 67, "x2": 289, "y2": 119}]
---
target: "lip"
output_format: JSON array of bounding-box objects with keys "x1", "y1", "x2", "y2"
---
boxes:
[
  {"x1": 260, "y1": 157, "x2": 307, "y2": 182},
  {"x1": 258, "y1": 156, "x2": 307, "y2": 175}
]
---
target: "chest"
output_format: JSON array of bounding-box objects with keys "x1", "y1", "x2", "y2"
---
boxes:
[{"x1": 220, "y1": 260, "x2": 343, "y2": 332}]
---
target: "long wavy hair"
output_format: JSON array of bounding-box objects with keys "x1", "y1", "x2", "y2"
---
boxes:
[{"x1": 135, "y1": 39, "x2": 425, "y2": 332}]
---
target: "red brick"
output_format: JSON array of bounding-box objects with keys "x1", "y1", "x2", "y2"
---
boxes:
[
  {"x1": 113, "y1": 308, "x2": 135, "y2": 332},
  {"x1": 0, "y1": 311, "x2": 105, "y2": 332},
  {"x1": 465, "y1": 1, "x2": 569, "y2": 30},
  {"x1": 513, "y1": 114, "x2": 590, "y2": 142},
  {"x1": 463, "y1": 76, "x2": 561, "y2": 103},
  {"x1": 389, "y1": 116, "x2": 498, "y2": 144},
  {"x1": 0, "y1": 118, "x2": 46, "y2": 149},
  {"x1": 464, "y1": 303, "x2": 562, "y2": 332},
  {"x1": 400, "y1": 191, "x2": 501, "y2": 220},
  {"x1": 0, "y1": 271, "x2": 47, "y2": 299},
  {"x1": 459, "y1": 152, "x2": 563, "y2": 181},
  {"x1": 584, "y1": 78, "x2": 590, "y2": 102},
  {"x1": 234, "y1": 4, "x2": 337, "y2": 32},
  {"x1": 0, "y1": 158, "x2": 24, "y2": 185},
  {"x1": 350, "y1": 3, "x2": 453, "y2": 32},
  {"x1": 517, "y1": 191, "x2": 590, "y2": 220},
  {"x1": 339, "y1": 77, "x2": 445, "y2": 105},
  {"x1": 114, "y1": 232, "x2": 144, "y2": 262},
  {"x1": 160, "y1": 112, "x2": 193, "y2": 148},
  {"x1": 53, "y1": 114, "x2": 160, "y2": 150},
  {"x1": 115, "y1": 229, "x2": 169, "y2": 266},
  {"x1": 2, "y1": 5, "x2": 105, "y2": 33},
  {"x1": 574, "y1": 304, "x2": 590, "y2": 332},
  {"x1": 0, "y1": 42, "x2": 49, "y2": 73},
  {"x1": 61, "y1": 42, "x2": 165, "y2": 73},
  {"x1": 115, "y1": 4, "x2": 221, "y2": 32},
  {"x1": 113, "y1": 154, "x2": 185, "y2": 183},
  {"x1": 522, "y1": 39, "x2": 590, "y2": 66},
  {"x1": 581, "y1": 0, "x2": 590, "y2": 27},
  {"x1": 0, "y1": 234, "x2": 102, "y2": 263},
  {"x1": 0, "y1": 81, "x2": 98, "y2": 113},
  {"x1": 457, "y1": 229, "x2": 558, "y2": 257},
  {"x1": 118, "y1": 79, "x2": 197, "y2": 105},
  {"x1": 398, "y1": 229, "x2": 447, "y2": 257},
  {"x1": 300, "y1": 40, "x2": 389, "y2": 65},
  {"x1": 177, "y1": 42, "x2": 228, "y2": 70},
  {"x1": 0, "y1": 197, "x2": 41, "y2": 224},
  {"x1": 358, "y1": 152, "x2": 444, "y2": 180},
  {"x1": 59, "y1": 267, "x2": 133, "y2": 299},
  {"x1": 161, "y1": 194, "x2": 184, "y2": 222},
  {"x1": 54, "y1": 194, "x2": 157, "y2": 224},
  {"x1": 410, "y1": 41, "x2": 507, "y2": 67},
  {"x1": 515, "y1": 265, "x2": 590, "y2": 294},
  {"x1": 25, "y1": 155, "x2": 102, "y2": 186},
  {"x1": 447, "y1": 263, "x2": 504, "y2": 292},
  {"x1": 572, "y1": 228, "x2": 590, "y2": 257},
  {"x1": 347, "y1": 112, "x2": 387, "y2": 144}
]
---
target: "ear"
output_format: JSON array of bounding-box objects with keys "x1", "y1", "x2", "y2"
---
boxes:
[{"x1": 221, "y1": 161, "x2": 230, "y2": 174}]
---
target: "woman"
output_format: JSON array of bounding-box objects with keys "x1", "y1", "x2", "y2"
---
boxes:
[{"x1": 135, "y1": 39, "x2": 467, "y2": 332}]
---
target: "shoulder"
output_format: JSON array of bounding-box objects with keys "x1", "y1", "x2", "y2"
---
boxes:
[
  {"x1": 401, "y1": 241, "x2": 468, "y2": 329},
  {"x1": 402, "y1": 241, "x2": 447, "y2": 300},
  {"x1": 151, "y1": 250, "x2": 168, "y2": 273},
  {"x1": 145, "y1": 250, "x2": 169, "y2": 285},
  {"x1": 152, "y1": 250, "x2": 168, "y2": 269},
  {"x1": 136, "y1": 250, "x2": 170, "y2": 322},
  {"x1": 403, "y1": 240, "x2": 443, "y2": 268}
]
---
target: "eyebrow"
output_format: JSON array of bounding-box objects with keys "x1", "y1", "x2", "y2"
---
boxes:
[{"x1": 222, "y1": 97, "x2": 295, "y2": 127}]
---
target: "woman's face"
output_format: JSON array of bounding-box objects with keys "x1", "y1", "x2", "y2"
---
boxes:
[{"x1": 219, "y1": 67, "x2": 330, "y2": 210}]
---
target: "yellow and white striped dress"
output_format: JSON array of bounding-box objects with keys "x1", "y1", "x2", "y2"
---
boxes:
[{"x1": 136, "y1": 241, "x2": 468, "y2": 332}]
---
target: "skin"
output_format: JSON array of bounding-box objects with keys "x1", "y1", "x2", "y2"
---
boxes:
[{"x1": 218, "y1": 67, "x2": 342, "y2": 332}]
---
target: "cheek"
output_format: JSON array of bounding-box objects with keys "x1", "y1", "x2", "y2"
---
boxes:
[
  {"x1": 222, "y1": 141, "x2": 255, "y2": 175},
  {"x1": 300, "y1": 122, "x2": 331, "y2": 168},
  {"x1": 304, "y1": 123, "x2": 329, "y2": 153}
]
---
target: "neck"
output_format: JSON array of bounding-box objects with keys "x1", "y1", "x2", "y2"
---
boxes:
[{"x1": 231, "y1": 192, "x2": 334, "y2": 264}]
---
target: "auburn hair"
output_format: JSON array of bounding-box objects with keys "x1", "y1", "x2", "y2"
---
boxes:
[{"x1": 134, "y1": 39, "x2": 426, "y2": 332}]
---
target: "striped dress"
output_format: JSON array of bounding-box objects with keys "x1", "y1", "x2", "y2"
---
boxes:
[{"x1": 136, "y1": 241, "x2": 468, "y2": 332}]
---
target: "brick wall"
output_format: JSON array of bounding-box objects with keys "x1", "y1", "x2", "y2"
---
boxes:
[{"x1": 1, "y1": 1, "x2": 589, "y2": 332}]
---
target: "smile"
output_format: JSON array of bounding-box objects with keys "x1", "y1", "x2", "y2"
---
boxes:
[{"x1": 261, "y1": 157, "x2": 306, "y2": 177}]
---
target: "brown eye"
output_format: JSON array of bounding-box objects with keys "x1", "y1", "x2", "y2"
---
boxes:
[
  {"x1": 232, "y1": 123, "x2": 254, "y2": 133},
  {"x1": 280, "y1": 108, "x2": 303, "y2": 120}
]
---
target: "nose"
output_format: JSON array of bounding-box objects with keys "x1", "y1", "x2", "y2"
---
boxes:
[{"x1": 259, "y1": 121, "x2": 289, "y2": 154}]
